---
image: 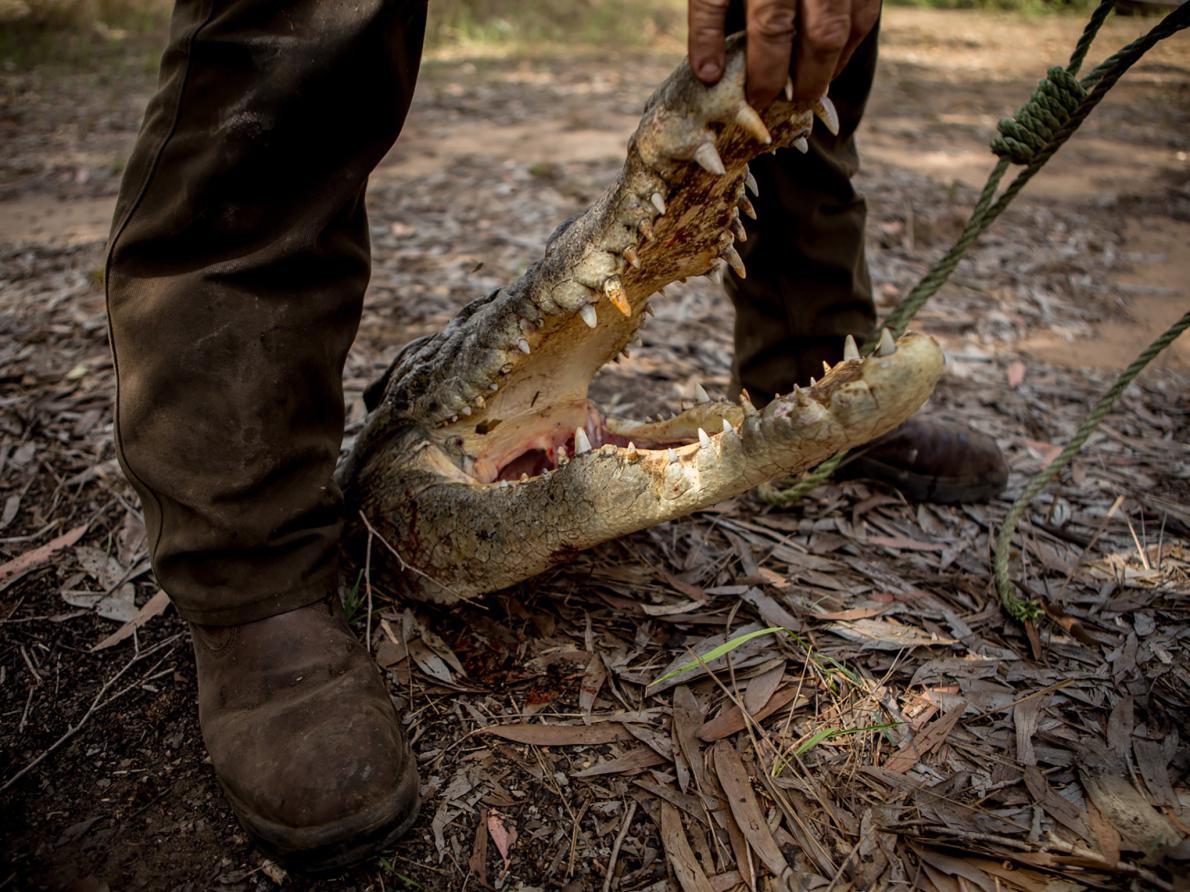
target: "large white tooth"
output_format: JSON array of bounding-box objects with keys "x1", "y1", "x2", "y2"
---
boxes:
[
  {"x1": 627, "y1": 442, "x2": 637, "y2": 455},
  {"x1": 745, "y1": 169, "x2": 759, "y2": 196},
  {"x1": 721, "y1": 418, "x2": 734, "y2": 434},
  {"x1": 651, "y1": 192, "x2": 667, "y2": 215},
  {"x1": 809, "y1": 376, "x2": 816, "y2": 387},
  {"x1": 723, "y1": 246, "x2": 746, "y2": 279},
  {"x1": 667, "y1": 448, "x2": 677, "y2": 464},
  {"x1": 574, "y1": 427, "x2": 591, "y2": 455},
  {"x1": 693, "y1": 142, "x2": 726, "y2": 176},
  {"x1": 623, "y1": 246, "x2": 641, "y2": 269},
  {"x1": 517, "y1": 337, "x2": 531, "y2": 355},
  {"x1": 580, "y1": 304, "x2": 598, "y2": 328},
  {"x1": 784, "y1": 77, "x2": 793, "y2": 101},
  {"x1": 814, "y1": 96, "x2": 840, "y2": 135},
  {"x1": 694, "y1": 382, "x2": 710, "y2": 403},
  {"x1": 843, "y1": 334, "x2": 860, "y2": 362},
  {"x1": 738, "y1": 195, "x2": 757, "y2": 220},
  {"x1": 822, "y1": 361, "x2": 832, "y2": 375},
  {"x1": 735, "y1": 104, "x2": 772, "y2": 145},
  {"x1": 603, "y1": 276, "x2": 630, "y2": 317},
  {"x1": 740, "y1": 391, "x2": 758, "y2": 416},
  {"x1": 792, "y1": 136, "x2": 809, "y2": 154},
  {"x1": 877, "y1": 327, "x2": 896, "y2": 356},
  {"x1": 698, "y1": 427, "x2": 711, "y2": 448}
]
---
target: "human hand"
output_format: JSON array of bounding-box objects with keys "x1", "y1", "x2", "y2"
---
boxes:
[{"x1": 688, "y1": 0, "x2": 881, "y2": 108}]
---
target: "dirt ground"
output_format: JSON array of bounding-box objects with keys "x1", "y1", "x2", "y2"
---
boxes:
[{"x1": 2, "y1": 7, "x2": 1188, "y2": 891}]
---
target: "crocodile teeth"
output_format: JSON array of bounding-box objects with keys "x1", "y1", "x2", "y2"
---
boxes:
[
  {"x1": 574, "y1": 428, "x2": 591, "y2": 454},
  {"x1": 639, "y1": 217, "x2": 654, "y2": 241},
  {"x1": 822, "y1": 361, "x2": 832, "y2": 375},
  {"x1": 461, "y1": 405, "x2": 472, "y2": 416},
  {"x1": 623, "y1": 246, "x2": 641, "y2": 269},
  {"x1": 814, "y1": 96, "x2": 839, "y2": 135},
  {"x1": 489, "y1": 382, "x2": 499, "y2": 392},
  {"x1": 650, "y1": 192, "x2": 667, "y2": 215},
  {"x1": 843, "y1": 333, "x2": 860, "y2": 362},
  {"x1": 473, "y1": 395, "x2": 485, "y2": 408},
  {"x1": 792, "y1": 136, "x2": 809, "y2": 154},
  {"x1": 877, "y1": 328, "x2": 897, "y2": 356},
  {"x1": 694, "y1": 382, "x2": 710, "y2": 403},
  {"x1": 517, "y1": 337, "x2": 531, "y2": 355},
  {"x1": 698, "y1": 427, "x2": 711, "y2": 448},
  {"x1": 740, "y1": 390, "x2": 758, "y2": 416},
  {"x1": 667, "y1": 448, "x2": 677, "y2": 464},
  {"x1": 784, "y1": 77, "x2": 793, "y2": 101},
  {"x1": 723, "y1": 245, "x2": 746, "y2": 279},
  {"x1": 735, "y1": 104, "x2": 772, "y2": 145},
  {"x1": 603, "y1": 276, "x2": 631, "y2": 317},
  {"x1": 731, "y1": 214, "x2": 747, "y2": 242},
  {"x1": 557, "y1": 445, "x2": 568, "y2": 465},
  {"x1": 809, "y1": 376, "x2": 816, "y2": 387},
  {"x1": 738, "y1": 195, "x2": 757, "y2": 220},
  {"x1": 627, "y1": 442, "x2": 637, "y2": 455},
  {"x1": 745, "y1": 169, "x2": 759, "y2": 197},
  {"x1": 721, "y1": 418, "x2": 734, "y2": 434},
  {"x1": 693, "y1": 142, "x2": 726, "y2": 176},
  {"x1": 580, "y1": 304, "x2": 598, "y2": 328}
]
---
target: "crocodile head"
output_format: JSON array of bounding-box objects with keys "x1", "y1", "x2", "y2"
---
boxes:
[{"x1": 340, "y1": 36, "x2": 944, "y2": 603}]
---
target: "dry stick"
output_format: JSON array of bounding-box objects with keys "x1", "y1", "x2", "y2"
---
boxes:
[
  {"x1": 364, "y1": 526, "x2": 374, "y2": 654},
  {"x1": 602, "y1": 800, "x2": 637, "y2": 892},
  {"x1": 930, "y1": 829, "x2": 1172, "y2": 891},
  {"x1": 1, "y1": 635, "x2": 181, "y2": 795}
]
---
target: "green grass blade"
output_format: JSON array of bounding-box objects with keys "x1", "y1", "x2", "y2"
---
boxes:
[{"x1": 648, "y1": 626, "x2": 787, "y2": 687}]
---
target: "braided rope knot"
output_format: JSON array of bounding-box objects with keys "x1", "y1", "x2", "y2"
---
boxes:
[{"x1": 991, "y1": 67, "x2": 1088, "y2": 165}]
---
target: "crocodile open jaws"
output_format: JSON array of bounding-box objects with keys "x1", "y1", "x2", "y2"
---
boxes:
[{"x1": 339, "y1": 36, "x2": 945, "y2": 603}]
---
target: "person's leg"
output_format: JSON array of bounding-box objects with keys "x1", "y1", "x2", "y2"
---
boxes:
[
  {"x1": 107, "y1": 0, "x2": 427, "y2": 868},
  {"x1": 725, "y1": 21, "x2": 878, "y2": 399},
  {"x1": 725, "y1": 17, "x2": 1007, "y2": 502}
]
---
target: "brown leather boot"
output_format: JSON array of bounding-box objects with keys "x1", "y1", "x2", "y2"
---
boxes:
[
  {"x1": 837, "y1": 417, "x2": 1008, "y2": 504},
  {"x1": 191, "y1": 598, "x2": 419, "y2": 872}
]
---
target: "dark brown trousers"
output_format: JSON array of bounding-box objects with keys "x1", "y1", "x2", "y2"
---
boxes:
[{"x1": 106, "y1": 1, "x2": 876, "y2": 624}]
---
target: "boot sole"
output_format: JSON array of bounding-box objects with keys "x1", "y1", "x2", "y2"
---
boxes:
[{"x1": 219, "y1": 739, "x2": 421, "y2": 875}]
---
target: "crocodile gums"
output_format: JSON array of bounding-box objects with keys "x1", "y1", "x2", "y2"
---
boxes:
[{"x1": 339, "y1": 36, "x2": 945, "y2": 603}]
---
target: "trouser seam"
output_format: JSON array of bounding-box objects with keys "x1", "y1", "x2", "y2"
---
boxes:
[{"x1": 104, "y1": 0, "x2": 216, "y2": 577}]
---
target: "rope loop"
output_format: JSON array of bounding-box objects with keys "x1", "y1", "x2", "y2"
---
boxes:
[{"x1": 991, "y1": 67, "x2": 1088, "y2": 165}]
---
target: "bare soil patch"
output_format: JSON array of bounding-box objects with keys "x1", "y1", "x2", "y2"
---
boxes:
[{"x1": 2, "y1": 8, "x2": 1188, "y2": 891}]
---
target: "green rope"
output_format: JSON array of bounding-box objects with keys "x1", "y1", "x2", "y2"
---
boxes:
[
  {"x1": 1067, "y1": 0, "x2": 1116, "y2": 76},
  {"x1": 759, "y1": 1, "x2": 1190, "y2": 615},
  {"x1": 994, "y1": 310, "x2": 1190, "y2": 621}
]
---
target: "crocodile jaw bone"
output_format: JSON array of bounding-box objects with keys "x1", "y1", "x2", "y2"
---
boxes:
[{"x1": 342, "y1": 37, "x2": 945, "y2": 603}]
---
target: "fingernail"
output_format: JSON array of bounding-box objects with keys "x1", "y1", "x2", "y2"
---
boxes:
[{"x1": 696, "y1": 59, "x2": 722, "y2": 81}]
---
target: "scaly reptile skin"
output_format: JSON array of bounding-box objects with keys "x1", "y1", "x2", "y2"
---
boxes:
[{"x1": 339, "y1": 36, "x2": 944, "y2": 603}]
